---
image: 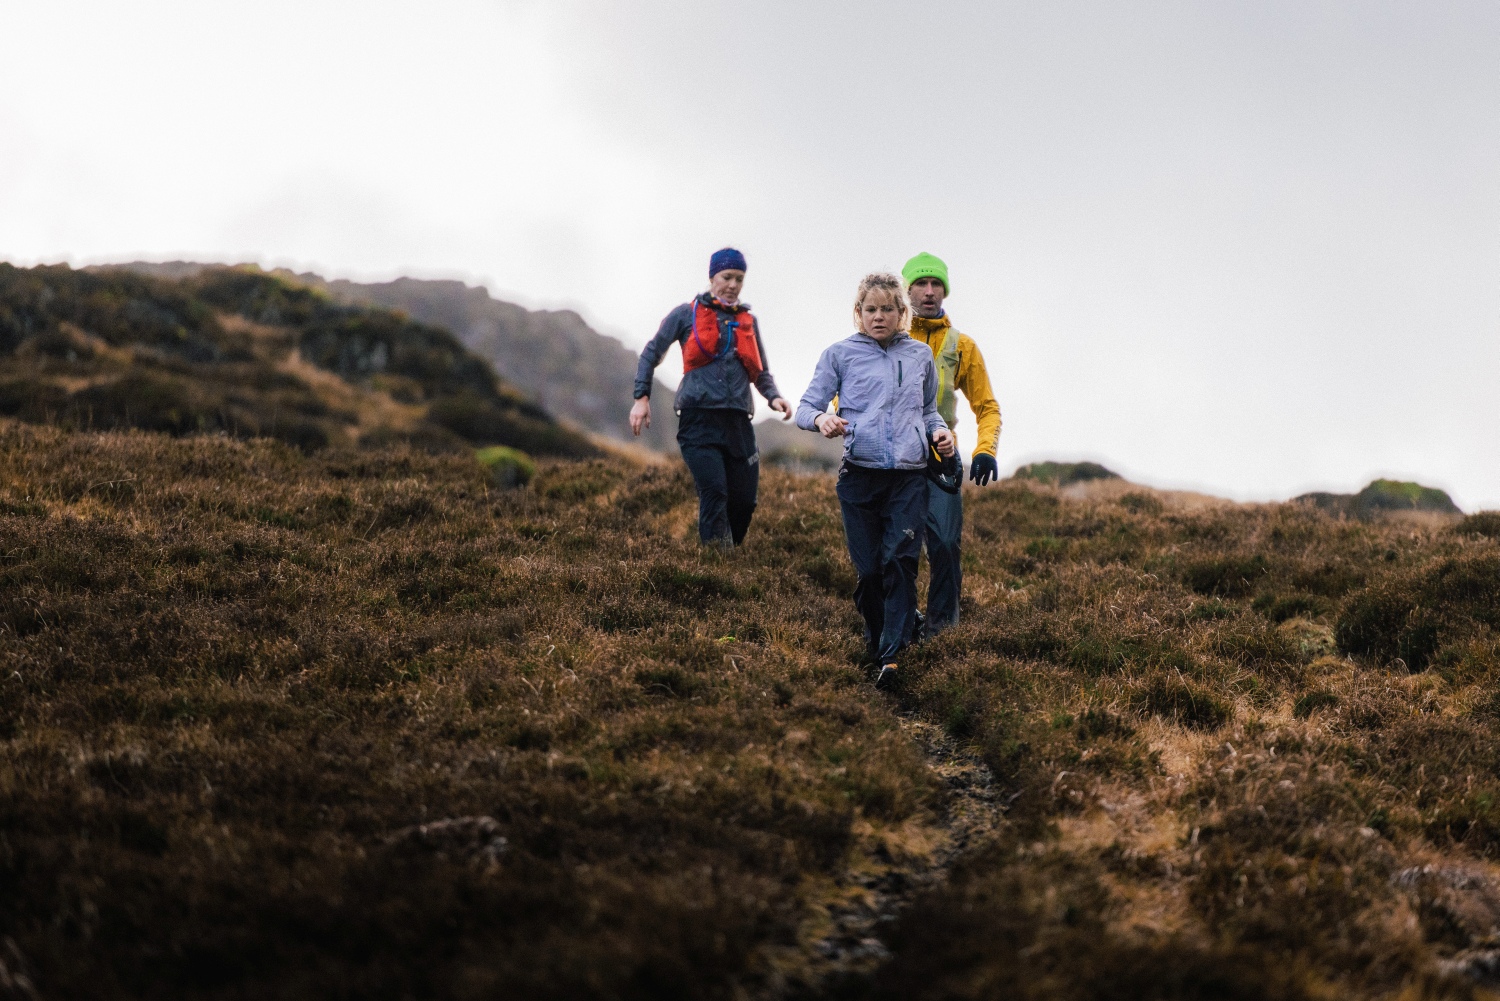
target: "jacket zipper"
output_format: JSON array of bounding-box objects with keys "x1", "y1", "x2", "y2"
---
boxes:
[{"x1": 887, "y1": 347, "x2": 897, "y2": 465}]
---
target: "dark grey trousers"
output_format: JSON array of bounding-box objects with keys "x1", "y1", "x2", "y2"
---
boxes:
[{"x1": 925, "y1": 460, "x2": 964, "y2": 631}]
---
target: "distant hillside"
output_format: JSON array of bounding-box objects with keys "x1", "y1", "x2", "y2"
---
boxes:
[
  {"x1": 753, "y1": 416, "x2": 844, "y2": 473},
  {"x1": 305, "y1": 274, "x2": 683, "y2": 455},
  {"x1": 1012, "y1": 460, "x2": 1121, "y2": 487},
  {"x1": 0, "y1": 263, "x2": 596, "y2": 457},
  {"x1": 1296, "y1": 479, "x2": 1461, "y2": 519}
]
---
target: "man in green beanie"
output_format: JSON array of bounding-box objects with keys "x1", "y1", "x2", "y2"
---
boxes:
[{"x1": 901, "y1": 251, "x2": 1002, "y2": 634}]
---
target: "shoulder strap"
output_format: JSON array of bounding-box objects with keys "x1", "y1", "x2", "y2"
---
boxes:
[
  {"x1": 687, "y1": 300, "x2": 716, "y2": 357},
  {"x1": 939, "y1": 324, "x2": 961, "y2": 362},
  {"x1": 934, "y1": 325, "x2": 962, "y2": 425}
]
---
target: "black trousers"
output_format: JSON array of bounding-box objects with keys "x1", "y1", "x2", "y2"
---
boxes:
[
  {"x1": 836, "y1": 464, "x2": 928, "y2": 663},
  {"x1": 677, "y1": 408, "x2": 760, "y2": 546}
]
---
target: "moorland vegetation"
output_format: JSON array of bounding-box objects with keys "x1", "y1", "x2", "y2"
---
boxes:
[{"x1": 3, "y1": 422, "x2": 1500, "y2": 999}]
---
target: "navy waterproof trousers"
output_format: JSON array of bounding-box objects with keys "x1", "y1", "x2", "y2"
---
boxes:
[
  {"x1": 924, "y1": 456, "x2": 963, "y2": 632},
  {"x1": 678, "y1": 407, "x2": 760, "y2": 546},
  {"x1": 836, "y1": 464, "x2": 928, "y2": 664}
]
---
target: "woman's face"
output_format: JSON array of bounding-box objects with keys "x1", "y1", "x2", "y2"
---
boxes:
[
  {"x1": 710, "y1": 269, "x2": 745, "y2": 305},
  {"x1": 859, "y1": 290, "x2": 903, "y2": 344}
]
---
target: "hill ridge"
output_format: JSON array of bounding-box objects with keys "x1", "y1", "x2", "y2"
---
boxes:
[
  {"x1": 287, "y1": 269, "x2": 684, "y2": 454},
  {"x1": 2, "y1": 262, "x2": 596, "y2": 457}
]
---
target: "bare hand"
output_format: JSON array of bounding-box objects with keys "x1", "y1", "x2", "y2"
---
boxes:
[
  {"x1": 815, "y1": 414, "x2": 848, "y2": 439},
  {"x1": 770, "y1": 397, "x2": 792, "y2": 421},
  {"x1": 629, "y1": 397, "x2": 651, "y2": 437},
  {"x1": 932, "y1": 428, "x2": 956, "y2": 457}
]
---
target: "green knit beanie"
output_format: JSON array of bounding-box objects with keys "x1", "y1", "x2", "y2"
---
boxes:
[{"x1": 902, "y1": 252, "x2": 949, "y2": 293}]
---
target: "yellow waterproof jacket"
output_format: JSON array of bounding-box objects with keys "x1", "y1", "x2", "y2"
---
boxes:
[{"x1": 908, "y1": 315, "x2": 1001, "y2": 459}]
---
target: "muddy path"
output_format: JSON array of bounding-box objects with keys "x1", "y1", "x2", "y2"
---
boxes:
[{"x1": 779, "y1": 714, "x2": 1011, "y2": 996}]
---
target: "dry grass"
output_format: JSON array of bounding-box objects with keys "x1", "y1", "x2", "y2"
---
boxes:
[{"x1": 2, "y1": 425, "x2": 1500, "y2": 999}]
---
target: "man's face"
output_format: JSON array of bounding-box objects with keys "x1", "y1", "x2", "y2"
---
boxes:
[
  {"x1": 909, "y1": 277, "x2": 947, "y2": 319},
  {"x1": 710, "y1": 269, "x2": 745, "y2": 305}
]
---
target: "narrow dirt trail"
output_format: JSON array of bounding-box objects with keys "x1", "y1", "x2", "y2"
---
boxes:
[{"x1": 786, "y1": 714, "x2": 1010, "y2": 995}]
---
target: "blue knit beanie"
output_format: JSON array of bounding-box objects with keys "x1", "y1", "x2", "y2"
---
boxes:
[{"x1": 709, "y1": 247, "x2": 747, "y2": 278}]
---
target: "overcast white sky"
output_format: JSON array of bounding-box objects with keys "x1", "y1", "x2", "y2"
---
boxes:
[{"x1": 2, "y1": 1, "x2": 1496, "y2": 507}]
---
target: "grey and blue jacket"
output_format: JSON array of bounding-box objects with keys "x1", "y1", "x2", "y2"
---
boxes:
[
  {"x1": 634, "y1": 294, "x2": 782, "y2": 414},
  {"x1": 796, "y1": 332, "x2": 949, "y2": 470}
]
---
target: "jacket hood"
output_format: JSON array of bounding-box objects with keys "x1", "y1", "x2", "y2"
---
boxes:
[
  {"x1": 909, "y1": 314, "x2": 951, "y2": 341},
  {"x1": 854, "y1": 330, "x2": 912, "y2": 349}
]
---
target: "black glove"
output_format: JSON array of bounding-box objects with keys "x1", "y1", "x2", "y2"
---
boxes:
[{"x1": 969, "y1": 453, "x2": 999, "y2": 486}]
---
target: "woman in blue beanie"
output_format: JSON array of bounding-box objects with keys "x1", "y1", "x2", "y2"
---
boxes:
[{"x1": 631, "y1": 248, "x2": 792, "y2": 547}]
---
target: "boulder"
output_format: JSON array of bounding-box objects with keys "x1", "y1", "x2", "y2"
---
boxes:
[
  {"x1": 476, "y1": 445, "x2": 535, "y2": 488},
  {"x1": 1012, "y1": 461, "x2": 1120, "y2": 488},
  {"x1": 1295, "y1": 479, "x2": 1460, "y2": 520}
]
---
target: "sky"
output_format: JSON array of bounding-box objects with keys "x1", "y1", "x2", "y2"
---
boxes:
[{"x1": 2, "y1": 1, "x2": 1497, "y2": 507}]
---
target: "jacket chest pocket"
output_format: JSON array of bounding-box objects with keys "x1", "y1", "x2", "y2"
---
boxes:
[{"x1": 894, "y1": 369, "x2": 925, "y2": 413}]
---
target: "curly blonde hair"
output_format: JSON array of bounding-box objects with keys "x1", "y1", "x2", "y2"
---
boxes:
[{"x1": 852, "y1": 272, "x2": 911, "y2": 334}]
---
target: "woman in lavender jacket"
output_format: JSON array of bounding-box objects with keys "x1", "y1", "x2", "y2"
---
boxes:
[{"x1": 796, "y1": 273, "x2": 955, "y2": 690}]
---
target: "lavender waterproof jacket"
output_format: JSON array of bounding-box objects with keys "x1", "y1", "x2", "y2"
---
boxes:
[{"x1": 795, "y1": 331, "x2": 949, "y2": 470}]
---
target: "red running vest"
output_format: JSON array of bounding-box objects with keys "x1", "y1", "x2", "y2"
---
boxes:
[{"x1": 682, "y1": 300, "x2": 764, "y2": 381}]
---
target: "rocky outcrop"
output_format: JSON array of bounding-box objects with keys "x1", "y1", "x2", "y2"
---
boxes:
[
  {"x1": 1297, "y1": 479, "x2": 1461, "y2": 519},
  {"x1": 310, "y1": 275, "x2": 682, "y2": 455},
  {"x1": 1012, "y1": 460, "x2": 1120, "y2": 487}
]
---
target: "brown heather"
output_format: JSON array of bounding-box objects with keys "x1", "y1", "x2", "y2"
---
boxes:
[{"x1": 3, "y1": 425, "x2": 1500, "y2": 1000}]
